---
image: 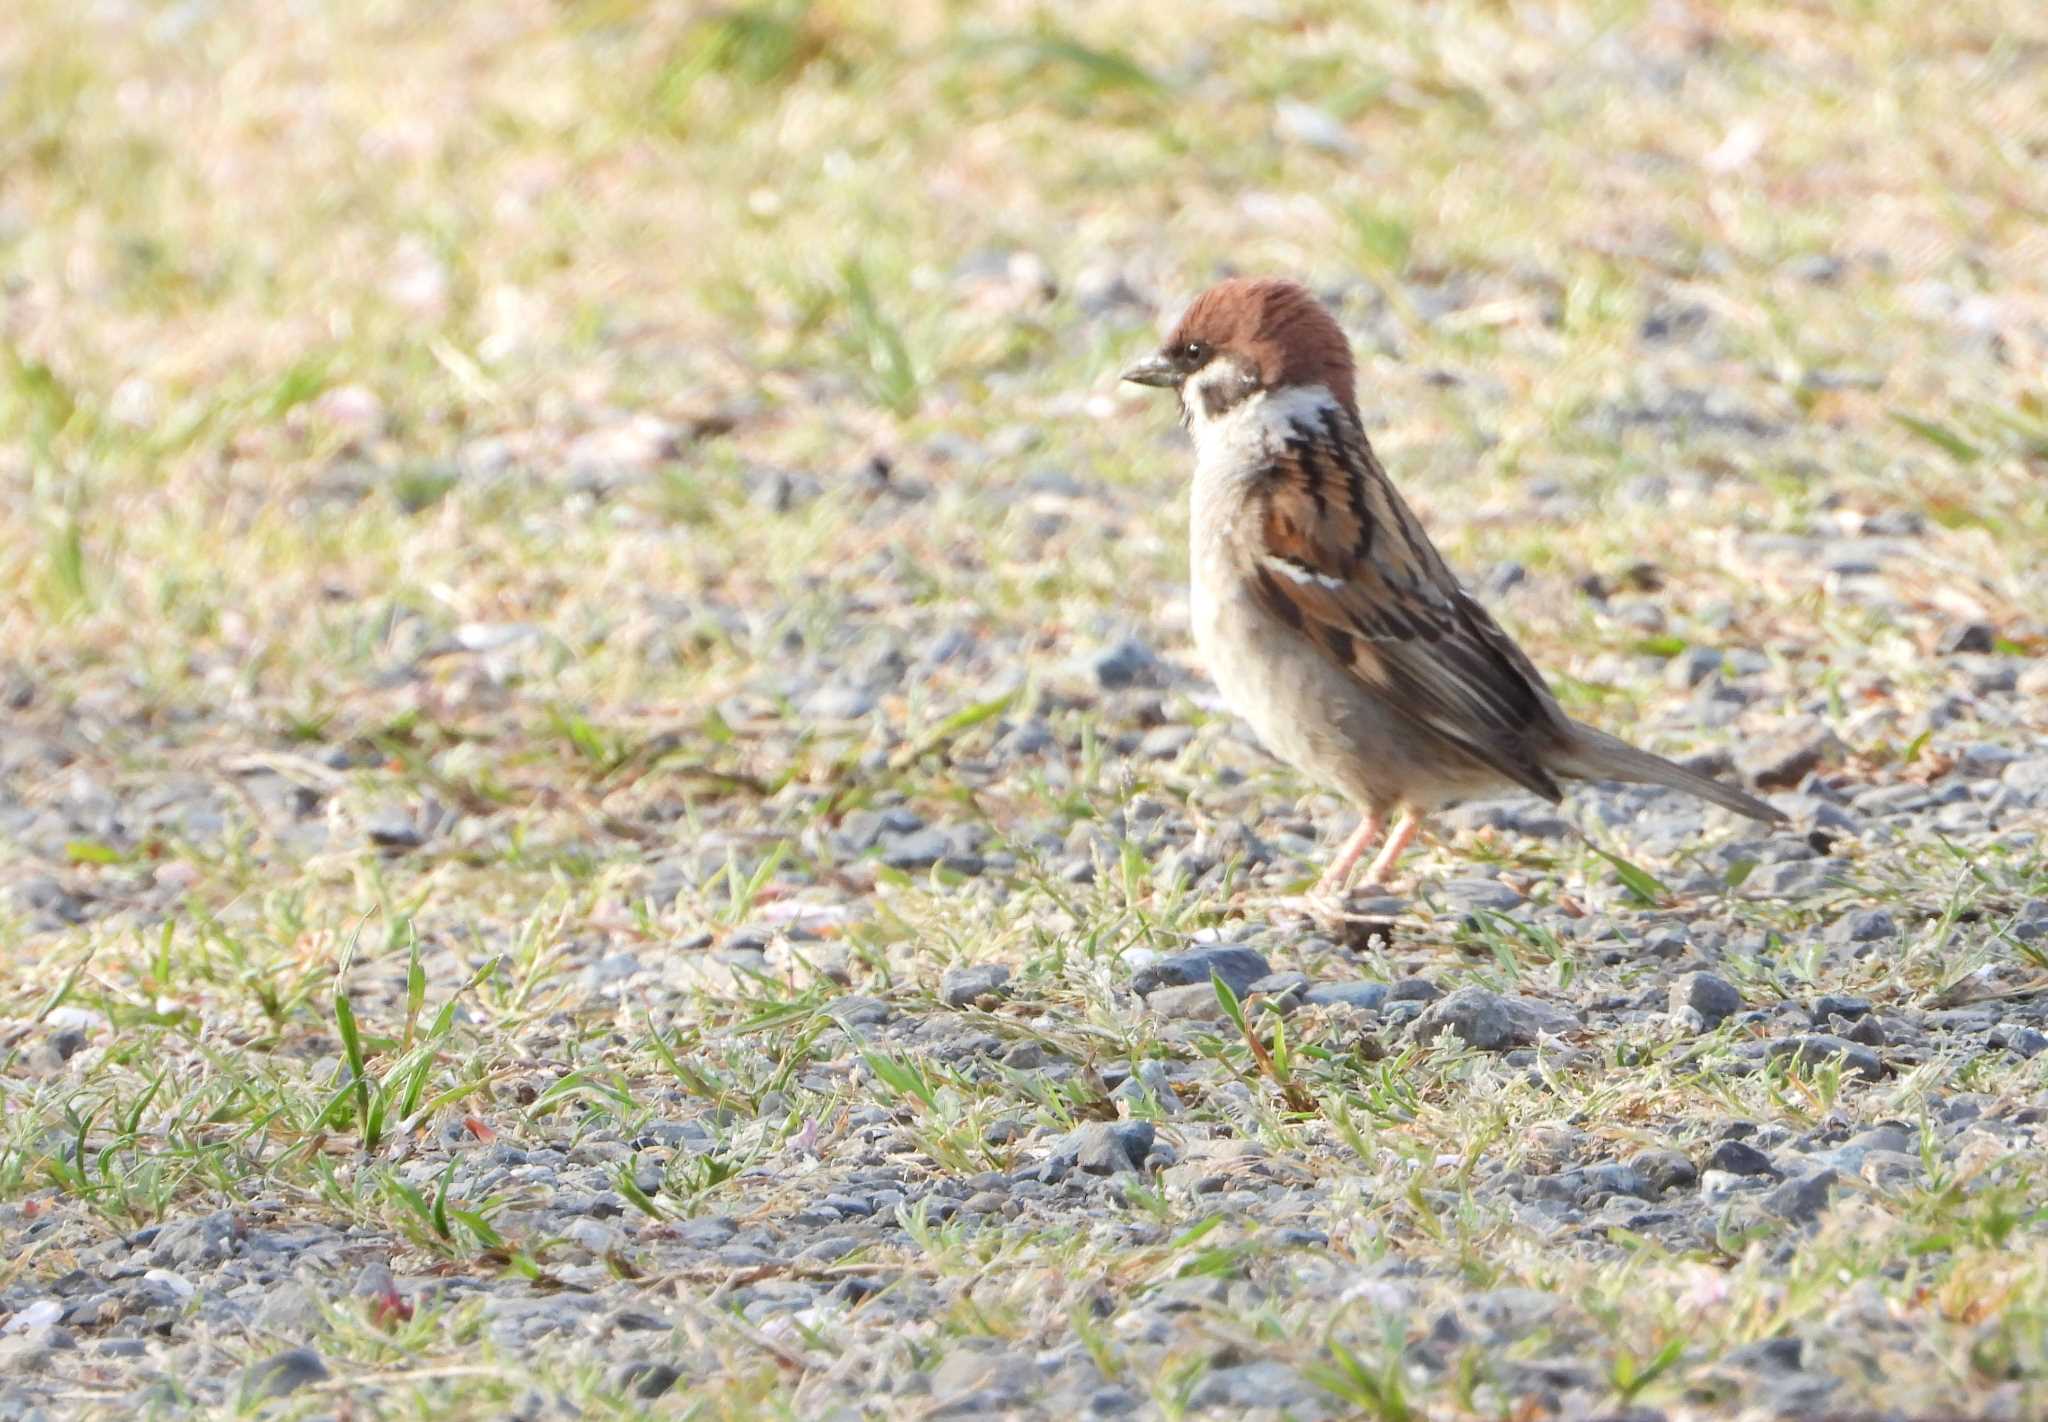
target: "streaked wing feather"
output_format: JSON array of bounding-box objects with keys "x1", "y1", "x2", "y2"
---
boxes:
[{"x1": 1246, "y1": 412, "x2": 1564, "y2": 801}]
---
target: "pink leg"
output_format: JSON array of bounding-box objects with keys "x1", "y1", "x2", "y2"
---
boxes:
[
  {"x1": 1361, "y1": 809, "x2": 1422, "y2": 885},
  {"x1": 1312, "y1": 811, "x2": 1384, "y2": 900}
]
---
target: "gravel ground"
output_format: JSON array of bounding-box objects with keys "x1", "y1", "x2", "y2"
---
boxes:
[
  {"x1": 5, "y1": 480, "x2": 2047, "y2": 1419},
  {"x1": 4, "y1": 1, "x2": 2048, "y2": 1418}
]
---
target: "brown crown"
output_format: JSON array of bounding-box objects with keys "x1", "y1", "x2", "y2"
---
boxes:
[{"x1": 1168, "y1": 278, "x2": 1357, "y2": 410}]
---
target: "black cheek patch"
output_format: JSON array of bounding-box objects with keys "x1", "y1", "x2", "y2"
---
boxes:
[{"x1": 1198, "y1": 369, "x2": 1261, "y2": 420}]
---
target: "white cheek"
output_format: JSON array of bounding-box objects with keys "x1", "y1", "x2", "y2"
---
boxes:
[{"x1": 1188, "y1": 383, "x2": 1346, "y2": 490}]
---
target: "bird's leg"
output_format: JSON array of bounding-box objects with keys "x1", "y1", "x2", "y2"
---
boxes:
[
  {"x1": 1311, "y1": 811, "x2": 1384, "y2": 902},
  {"x1": 1361, "y1": 808, "x2": 1422, "y2": 885}
]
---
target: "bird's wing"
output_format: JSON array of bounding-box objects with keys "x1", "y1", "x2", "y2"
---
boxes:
[{"x1": 1239, "y1": 404, "x2": 1566, "y2": 802}]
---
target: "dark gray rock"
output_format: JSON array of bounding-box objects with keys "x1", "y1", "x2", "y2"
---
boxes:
[
  {"x1": 241, "y1": 1347, "x2": 329, "y2": 1400},
  {"x1": 2002, "y1": 758, "x2": 2048, "y2": 801},
  {"x1": 612, "y1": 1361, "x2": 682, "y2": 1399},
  {"x1": 1757, "y1": 1034, "x2": 1885, "y2": 1081},
  {"x1": 151, "y1": 1211, "x2": 238, "y2": 1268},
  {"x1": 1763, "y1": 1169, "x2": 1840, "y2": 1225},
  {"x1": 1707, "y1": 1140, "x2": 1779, "y2": 1178},
  {"x1": 1727, "y1": 1336, "x2": 1804, "y2": 1373},
  {"x1": 1437, "y1": 798, "x2": 1573, "y2": 838},
  {"x1": 826, "y1": 995, "x2": 892, "y2": 1027},
  {"x1": 1631, "y1": 1148, "x2": 1698, "y2": 1194},
  {"x1": 1811, "y1": 994, "x2": 1872, "y2": 1025},
  {"x1": 365, "y1": 811, "x2": 425, "y2": 850},
  {"x1": 880, "y1": 827, "x2": 983, "y2": 874},
  {"x1": 1085, "y1": 1385, "x2": 1142, "y2": 1415},
  {"x1": 1387, "y1": 977, "x2": 1440, "y2": 1003},
  {"x1": 1067, "y1": 1122, "x2": 1156, "y2": 1177},
  {"x1": 1091, "y1": 638, "x2": 1168, "y2": 690},
  {"x1": 1437, "y1": 878, "x2": 1524, "y2": 913},
  {"x1": 1410, "y1": 987, "x2": 1578, "y2": 1051},
  {"x1": 1669, "y1": 971, "x2": 1742, "y2": 1028},
  {"x1": 1246, "y1": 970, "x2": 1311, "y2": 998},
  {"x1": 1665, "y1": 645, "x2": 1725, "y2": 687},
  {"x1": 1187, "y1": 1360, "x2": 1321, "y2": 1412},
  {"x1": 1827, "y1": 910, "x2": 1897, "y2": 944},
  {"x1": 1131, "y1": 945, "x2": 1271, "y2": 999},
  {"x1": 1938, "y1": 622, "x2": 1996, "y2": 654},
  {"x1": 1737, "y1": 721, "x2": 1846, "y2": 790},
  {"x1": 1303, "y1": 980, "x2": 1390, "y2": 1011},
  {"x1": 939, "y1": 964, "x2": 1012, "y2": 1009}
]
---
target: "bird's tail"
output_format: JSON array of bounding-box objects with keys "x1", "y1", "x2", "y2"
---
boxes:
[{"x1": 1553, "y1": 724, "x2": 1785, "y2": 824}]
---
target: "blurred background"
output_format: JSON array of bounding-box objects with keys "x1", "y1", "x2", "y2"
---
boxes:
[{"x1": 5, "y1": 0, "x2": 2042, "y2": 709}]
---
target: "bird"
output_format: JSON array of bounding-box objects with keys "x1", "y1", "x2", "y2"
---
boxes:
[{"x1": 1121, "y1": 276, "x2": 1785, "y2": 905}]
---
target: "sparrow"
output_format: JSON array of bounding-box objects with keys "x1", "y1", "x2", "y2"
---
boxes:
[{"x1": 1122, "y1": 277, "x2": 1785, "y2": 901}]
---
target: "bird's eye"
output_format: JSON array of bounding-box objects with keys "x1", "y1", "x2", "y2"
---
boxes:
[{"x1": 1177, "y1": 341, "x2": 1209, "y2": 366}]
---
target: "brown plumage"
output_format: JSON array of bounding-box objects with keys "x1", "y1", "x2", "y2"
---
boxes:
[
  {"x1": 1167, "y1": 278, "x2": 1359, "y2": 412},
  {"x1": 1122, "y1": 278, "x2": 1785, "y2": 901}
]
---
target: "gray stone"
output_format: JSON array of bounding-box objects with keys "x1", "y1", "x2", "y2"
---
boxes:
[
  {"x1": 2009, "y1": 901, "x2": 2048, "y2": 941},
  {"x1": 939, "y1": 964, "x2": 1012, "y2": 1009},
  {"x1": 1737, "y1": 720, "x2": 1847, "y2": 790},
  {"x1": 152, "y1": 1211, "x2": 238, "y2": 1268},
  {"x1": 1188, "y1": 1360, "x2": 1320, "y2": 1412},
  {"x1": 1727, "y1": 1336, "x2": 1803, "y2": 1373},
  {"x1": 1706, "y1": 1140, "x2": 1779, "y2": 1177},
  {"x1": 826, "y1": 995, "x2": 892, "y2": 1027},
  {"x1": 1136, "y1": 725, "x2": 1196, "y2": 759},
  {"x1": 1810, "y1": 1125, "x2": 1915, "y2": 1175},
  {"x1": 1631, "y1": 1148, "x2": 1698, "y2": 1194},
  {"x1": 1670, "y1": 972, "x2": 1742, "y2": 1028},
  {"x1": 1665, "y1": 646, "x2": 1725, "y2": 688},
  {"x1": 242, "y1": 1347, "x2": 330, "y2": 1400},
  {"x1": 1811, "y1": 994, "x2": 1873, "y2": 1025},
  {"x1": 880, "y1": 827, "x2": 982, "y2": 874},
  {"x1": 611, "y1": 1361, "x2": 682, "y2": 1399},
  {"x1": 1303, "y1": 980, "x2": 1390, "y2": 1011},
  {"x1": 1755, "y1": 1034, "x2": 1885, "y2": 1082},
  {"x1": 1091, "y1": 638, "x2": 1168, "y2": 690},
  {"x1": 1438, "y1": 878, "x2": 1524, "y2": 913},
  {"x1": 1839, "y1": 1013, "x2": 1886, "y2": 1046},
  {"x1": 1409, "y1": 987, "x2": 1578, "y2": 1051},
  {"x1": 1246, "y1": 970, "x2": 1311, "y2": 998},
  {"x1": 1387, "y1": 977, "x2": 1440, "y2": 1003},
  {"x1": 2002, "y1": 758, "x2": 2048, "y2": 800},
  {"x1": 1438, "y1": 798, "x2": 1573, "y2": 838},
  {"x1": 1071, "y1": 1122, "x2": 1156, "y2": 1176},
  {"x1": 1938, "y1": 622, "x2": 1997, "y2": 655},
  {"x1": 1145, "y1": 983, "x2": 1228, "y2": 1020},
  {"x1": 1085, "y1": 1386, "x2": 1141, "y2": 1415},
  {"x1": 2010, "y1": 1027, "x2": 2048, "y2": 1059},
  {"x1": 364, "y1": 812, "x2": 424, "y2": 849},
  {"x1": 1746, "y1": 860, "x2": 1840, "y2": 897},
  {"x1": 1131, "y1": 945, "x2": 1271, "y2": 999},
  {"x1": 1763, "y1": 1169, "x2": 1840, "y2": 1224},
  {"x1": 1827, "y1": 910, "x2": 1897, "y2": 944}
]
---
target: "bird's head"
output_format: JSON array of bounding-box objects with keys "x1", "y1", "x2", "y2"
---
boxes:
[{"x1": 1121, "y1": 278, "x2": 1357, "y2": 432}]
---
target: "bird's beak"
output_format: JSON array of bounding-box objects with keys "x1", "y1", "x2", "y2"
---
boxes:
[{"x1": 1120, "y1": 353, "x2": 1180, "y2": 389}]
